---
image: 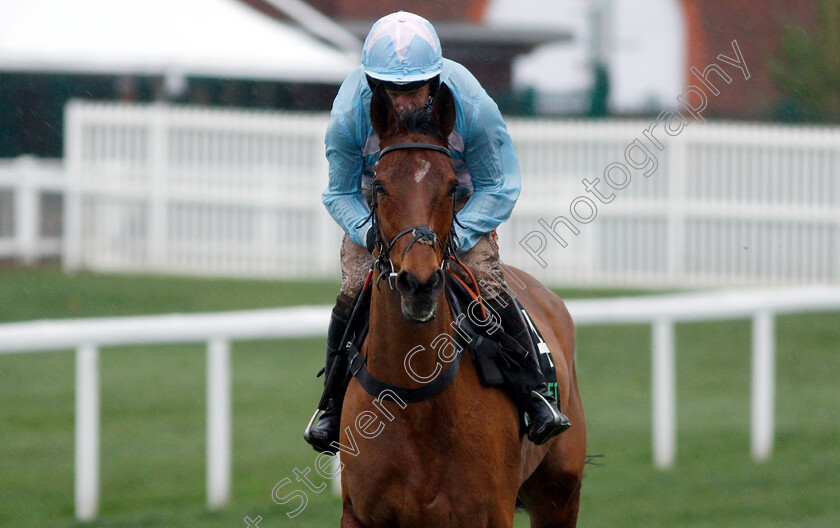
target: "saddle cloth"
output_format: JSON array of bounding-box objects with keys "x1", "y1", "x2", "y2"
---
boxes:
[{"x1": 445, "y1": 275, "x2": 560, "y2": 403}]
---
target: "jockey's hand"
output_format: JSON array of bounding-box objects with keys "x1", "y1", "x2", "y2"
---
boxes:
[{"x1": 365, "y1": 227, "x2": 376, "y2": 253}]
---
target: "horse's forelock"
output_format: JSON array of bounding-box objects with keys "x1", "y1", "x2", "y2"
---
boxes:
[{"x1": 395, "y1": 107, "x2": 444, "y2": 142}]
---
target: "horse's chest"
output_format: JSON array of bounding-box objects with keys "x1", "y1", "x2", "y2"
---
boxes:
[
  {"x1": 343, "y1": 462, "x2": 505, "y2": 528},
  {"x1": 340, "y1": 414, "x2": 519, "y2": 527}
]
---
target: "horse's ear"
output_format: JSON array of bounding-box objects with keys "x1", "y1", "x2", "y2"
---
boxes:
[
  {"x1": 370, "y1": 82, "x2": 397, "y2": 138},
  {"x1": 432, "y1": 83, "x2": 455, "y2": 141}
]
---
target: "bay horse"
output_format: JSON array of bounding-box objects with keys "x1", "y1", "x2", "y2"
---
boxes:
[{"x1": 337, "y1": 83, "x2": 586, "y2": 527}]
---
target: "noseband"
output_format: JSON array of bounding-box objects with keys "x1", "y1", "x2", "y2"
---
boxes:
[{"x1": 357, "y1": 141, "x2": 463, "y2": 290}]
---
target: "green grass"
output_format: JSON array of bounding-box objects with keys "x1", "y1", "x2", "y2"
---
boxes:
[{"x1": 1, "y1": 267, "x2": 839, "y2": 527}]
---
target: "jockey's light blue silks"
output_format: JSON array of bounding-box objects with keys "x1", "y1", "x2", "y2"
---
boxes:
[{"x1": 322, "y1": 59, "x2": 522, "y2": 254}]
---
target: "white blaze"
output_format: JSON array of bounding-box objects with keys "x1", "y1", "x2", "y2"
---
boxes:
[{"x1": 414, "y1": 160, "x2": 431, "y2": 183}]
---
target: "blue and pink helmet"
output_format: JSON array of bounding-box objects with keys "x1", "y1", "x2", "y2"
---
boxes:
[{"x1": 362, "y1": 11, "x2": 443, "y2": 86}]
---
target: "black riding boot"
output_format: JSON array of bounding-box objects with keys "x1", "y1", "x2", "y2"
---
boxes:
[
  {"x1": 491, "y1": 293, "x2": 571, "y2": 445},
  {"x1": 303, "y1": 293, "x2": 354, "y2": 454}
]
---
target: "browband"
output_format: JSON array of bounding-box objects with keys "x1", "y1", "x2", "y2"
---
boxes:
[{"x1": 379, "y1": 142, "x2": 451, "y2": 158}]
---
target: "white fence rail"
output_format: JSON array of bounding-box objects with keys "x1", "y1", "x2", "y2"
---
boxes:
[
  {"x1": 2, "y1": 288, "x2": 839, "y2": 521},
  {"x1": 0, "y1": 306, "x2": 330, "y2": 521},
  {"x1": 569, "y1": 287, "x2": 840, "y2": 466},
  {"x1": 2, "y1": 102, "x2": 840, "y2": 288}
]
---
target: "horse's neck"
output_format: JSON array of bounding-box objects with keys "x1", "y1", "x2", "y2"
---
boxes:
[{"x1": 366, "y1": 287, "x2": 452, "y2": 387}]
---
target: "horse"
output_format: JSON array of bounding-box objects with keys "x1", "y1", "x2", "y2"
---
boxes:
[{"x1": 337, "y1": 83, "x2": 586, "y2": 528}]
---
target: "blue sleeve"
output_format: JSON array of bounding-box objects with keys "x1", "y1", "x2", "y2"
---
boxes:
[
  {"x1": 321, "y1": 104, "x2": 371, "y2": 248},
  {"x1": 453, "y1": 93, "x2": 521, "y2": 253}
]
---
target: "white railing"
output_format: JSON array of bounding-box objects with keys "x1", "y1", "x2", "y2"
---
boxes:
[
  {"x1": 2, "y1": 288, "x2": 839, "y2": 521},
  {"x1": 59, "y1": 102, "x2": 840, "y2": 288},
  {"x1": 0, "y1": 306, "x2": 330, "y2": 521},
  {"x1": 569, "y1": 287, "x2": 840, "y2": 467},
  {"x1": 0, "y1": 157, "x2": 65, "y2": 262}
]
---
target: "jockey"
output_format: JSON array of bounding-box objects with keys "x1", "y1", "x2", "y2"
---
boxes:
[{"x1": 305, "y1": 11, "x2": 570, "y2": 453}]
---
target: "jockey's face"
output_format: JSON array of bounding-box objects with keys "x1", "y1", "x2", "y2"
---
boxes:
[{"x1": 386, "y1": 83, "x2": 431, "y2": 116}]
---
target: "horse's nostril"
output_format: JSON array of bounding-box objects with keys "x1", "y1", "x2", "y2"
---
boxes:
[
  {"x1": 397, "y1": 269, "x2": 445, "y2": 297},
  {"x1": 428, "y1": 269, "x2": 444, "y2": 293},
  {"x1": 396, "y1": 270, "x2": 420, "y2": 297}
]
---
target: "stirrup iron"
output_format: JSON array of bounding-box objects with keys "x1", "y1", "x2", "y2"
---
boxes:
[{"x1": 303, "y1": 408, "x2": 323, "y2": 440}]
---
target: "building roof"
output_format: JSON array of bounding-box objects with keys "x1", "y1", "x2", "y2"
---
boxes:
[{"x1": 0, "y1": 0, "x2": 357, "y2": 83}]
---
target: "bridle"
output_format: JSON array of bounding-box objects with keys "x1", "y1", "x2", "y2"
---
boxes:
[
  {"x1": 357, "y1": 141, "x2": 464, "y2": 291},
  {"x1": 329, "y1": 141, "x2": 471, "y2": 407}
]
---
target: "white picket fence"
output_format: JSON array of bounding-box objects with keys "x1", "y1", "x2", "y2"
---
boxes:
[
  {"x1": 1, "y1": 288, "x2": 839, "y2": 521},
  {"x1": 2, "y1": 102, "x2": 839, "y2": 288},
  {"x1": 61, "y1": 102, "x2": 343, "y2": 278},
  {"x1": 502, "y1": 119, "x2": 840, "y2": 288},
  {"x1": 0, "y1": 157, "x2": 64, "y2": 262}
]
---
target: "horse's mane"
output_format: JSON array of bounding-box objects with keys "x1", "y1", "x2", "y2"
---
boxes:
[{"x1": 396, "y1": 106, "x2": 444, "y2": 142}]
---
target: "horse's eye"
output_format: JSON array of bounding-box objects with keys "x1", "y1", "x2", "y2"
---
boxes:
[
  {"x1": 448, "y1": 182, "x2": 458, "y2": 197},
  {"x1": 372, "y1": 181, "x2": 387, "y2": 196}
]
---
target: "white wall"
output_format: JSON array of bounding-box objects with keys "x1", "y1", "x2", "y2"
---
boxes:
[
  {"x1": 486, "y1": 0, "x2": 593, "y2": 93},
  {"x1": 486, "y1": 0, "x2": 687, "y2": 114},
  {"x1": 607, "y1": 0, "x2": 686, "y2": 113}
]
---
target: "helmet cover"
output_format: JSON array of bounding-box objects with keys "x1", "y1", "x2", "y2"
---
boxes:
[{"x1": 362, "y1": 11, "x2": 443, "y2": 84}]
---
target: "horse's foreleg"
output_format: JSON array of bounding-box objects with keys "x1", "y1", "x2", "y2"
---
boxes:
[
  {"x1": 340, "y1": 513, "x2": 366, "y2": 528},
  {"x1": 486, "y1": 498, "x2": 517, "y2": 528},
  {"x1": 519, "y1": 469, "x2": 582, "y2": 528},
  {"x1": 341, "y1": 499, "x2": 367, "y2": 528}
]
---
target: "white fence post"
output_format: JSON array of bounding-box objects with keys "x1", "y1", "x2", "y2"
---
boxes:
[
  {"x1": 751, "y1": 310, "x2": 776, "y2": 461},
  {"x1": 666, "y1": 135, "x2": 687, "y2": 282},
  {"x1": 331, "y1": 454, "x2": 342, "y2": 497},
  {"x1": 75, "y1": 344, "x2": 99, "y2": 521},
  {"x1": 207, "y1": 337, "x2": 232, "y2": 509},
  {"x1": 63, "y1": 103, "x2": 83, "y2": 271},
  {"x1": 149, "y1": 104, "x2": 169, "y2": 271},
  {"x1": 835, "y1": 215, "x2": 840, "y2": 283},
  {"x1": 14, "y1": 175, "x2": 38, "y2": 264},
  {"x1": 316, "y1": 145, "x2": 334, "y2": 278},
  {"x1": 652, "y1": 318, "x2": 676, "y2": 469}
]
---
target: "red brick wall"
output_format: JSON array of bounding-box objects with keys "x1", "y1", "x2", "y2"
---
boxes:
[
  {"x1": 680, "y1": 0, "x2": 817, "y2": 119},
  {"x1": 305, "y1": 0, "x2": 483, "y2": 22}
]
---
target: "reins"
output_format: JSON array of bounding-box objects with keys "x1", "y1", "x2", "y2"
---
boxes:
[{"x1": 445, "y1": 256, "x2": 487, "y2": 319}]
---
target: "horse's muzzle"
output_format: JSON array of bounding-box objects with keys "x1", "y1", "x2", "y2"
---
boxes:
[{"x1": 395, "y1": 269, "x2": 445, "y2": 323}]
